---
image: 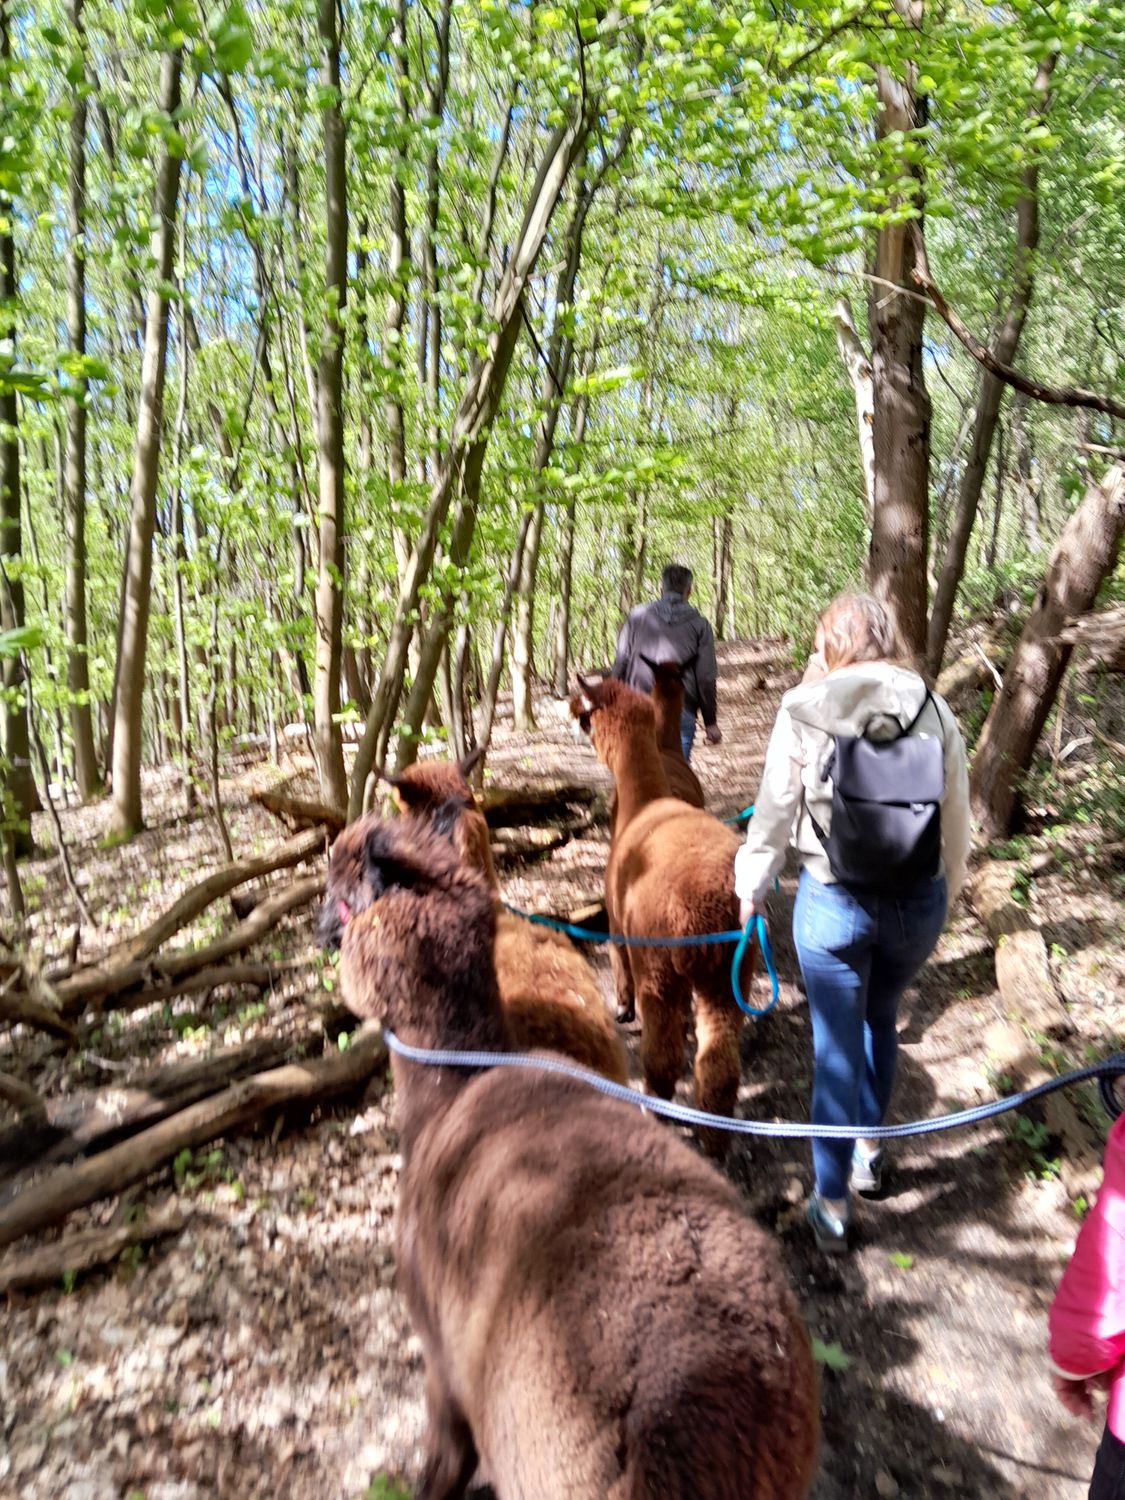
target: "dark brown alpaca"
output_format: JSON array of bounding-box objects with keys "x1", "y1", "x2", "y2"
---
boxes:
[
  {"x1": 321, "y1": 817, "x2": 818, "y2": 1500},
  {"x1": 334, "y1": 753, "x2": 627, "y2": 1085},
  {"x1": 637, "y1": 654, "x2": 705, "y2": 809},
  {"x1": 572, "y1": 675, "x2": 753, "y2": 1156}
]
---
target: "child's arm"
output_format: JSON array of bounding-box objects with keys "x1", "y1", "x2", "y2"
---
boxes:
[{"x1": 734, "y1": 704, "x2": 802, "y2": 912}]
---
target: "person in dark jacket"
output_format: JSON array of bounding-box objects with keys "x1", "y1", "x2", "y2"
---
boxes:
[{"x1": 610, "y1": 563, "x2": 721, "y2": 762}]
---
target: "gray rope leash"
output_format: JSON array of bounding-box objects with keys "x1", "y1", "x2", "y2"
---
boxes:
[{"x1": 383, "y1": 1030, "x2": 1125, "y2": 1142}]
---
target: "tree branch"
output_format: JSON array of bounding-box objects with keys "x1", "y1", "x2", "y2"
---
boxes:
[{"x1": 911, "y1": 223, "x2": 1125, "y2": 422}]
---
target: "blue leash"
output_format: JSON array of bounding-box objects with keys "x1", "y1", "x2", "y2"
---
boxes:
[
  {"x1": 724, "y1": 803, "x2": 755, "y2": 826},
  {"x1": 384, "y1": 1031, "x2": 1125, "y2": 1142},
  {"x1": 502, "y1": 903, "x2": 780, "y2": 1020}
]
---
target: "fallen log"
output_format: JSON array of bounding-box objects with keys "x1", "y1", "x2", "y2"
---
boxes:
[
  {"x1": 109, "y1": 826, "x2": 325, "y2": 969},
  {"x1": 968, "y1": 860, "x2": 1065, "y2": 1035},
  {"x1": 110, "y1": 961, "x2": 274, "y2": 1018},
  {"x1": 0, "y1": 988, "x2": 77, "y2": 1044},
  {"x1": 0, "y1": 1071, "x2": 44, "y2": 1118},
  {"x1": 479, "y1": 781, "x2": 597, "y2": 827},
  {"x1": 0, "y1": 1021, "x2": 385, "y2": 1249},
  {"x1": 0, "y1": 1027, "x2": 297, "y2": 1187},
  {"x1": 55, "y1": 875, "x2": 323, "y2": 1018},
  {"x1": 0, "y1": 1208, "x2": 185, "y2": 1295},
  {"x1": 936, "y1": 636, "x2": 1008, "y2": 703},
  {"x1": 251, "y1": 787, "x2": 345, "y2": 835}
]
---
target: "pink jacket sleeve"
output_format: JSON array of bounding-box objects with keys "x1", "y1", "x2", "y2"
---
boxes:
[{"x1": 1049, "y1": 1115, "x2": 1125, "y2": 1379}]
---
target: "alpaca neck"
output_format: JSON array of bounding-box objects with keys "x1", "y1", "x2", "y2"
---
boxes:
[
  {"x1": 611, "y1": 736, "x2": 671, "y2": 830},
  {"x1": 652, "y1": 690, "x2": 685, "y2": 754},
  {"x1": 389, "y1": 966, "x2": 512, "y2": 1155}
]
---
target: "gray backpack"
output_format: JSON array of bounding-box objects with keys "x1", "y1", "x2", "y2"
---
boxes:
[{"x1": 808, "y1": 692, "x2": 944, "y2": 894}]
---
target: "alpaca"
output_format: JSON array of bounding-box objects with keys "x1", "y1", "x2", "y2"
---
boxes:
[
  {"x1": 571, "y1": 675, "x2": 753, "y2": 1156},
  {"x1": 338, "y1": 752, "x2": 628, "y2": 1085},
  {"x1": 637, "y1": 654, "x2": 705, "y2": 808},
  {"x1": 321, "y1": 817, "x2": 819, "y2": 1500}
]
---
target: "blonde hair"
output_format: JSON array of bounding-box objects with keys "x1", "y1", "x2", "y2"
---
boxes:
[{"x1": 817, "y1": 593, "x2": 896, "y2": 672}]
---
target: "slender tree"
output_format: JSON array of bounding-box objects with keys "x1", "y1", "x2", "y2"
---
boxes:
[
  {"x1": 312, "y1": 0, "x2": 348, "y2": 812},
  {"x1": 63, "y1": 0, "x2": 102, "y2": 798},
  {"x1": 108, "y1": 47, "x2": 184, "y2": 837}
]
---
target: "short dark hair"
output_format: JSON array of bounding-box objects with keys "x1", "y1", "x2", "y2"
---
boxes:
[{"x1": 661, "y1": 563, "x2": 692, "y2": 595}]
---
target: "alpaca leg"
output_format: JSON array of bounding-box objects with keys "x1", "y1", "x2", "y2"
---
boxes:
[
  {"x1": 693, "y1": 994, "x2": 743, "y2": 1159},
  {"x1": 417, "y1": 1365, "x2": 478, "y2": 1500},
  {"x1": 610, "y1": 942, "x2": 636, "y2": 1024},
  {"x1": 638, "y1": 972, "x2": 691, "y2": 1100}
]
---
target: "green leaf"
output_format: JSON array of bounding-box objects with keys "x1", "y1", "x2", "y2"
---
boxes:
[
  {"x1": 812, "y1": 1338, "x2": 850, "y2": 1371},
  {"x1": 0, "y1": 624, "x2": 45, "y2": 656},
  {"x1": 888, "y1": 1251, "x2": 915, "y2": 1270},
  {"x1": 211, "y1": 1, "x2": 254, "y2": 75}
]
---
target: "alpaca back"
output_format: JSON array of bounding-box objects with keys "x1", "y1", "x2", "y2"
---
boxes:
[{"x1": 399, "y1": 1067, "x2": 818, "y2": 1499}]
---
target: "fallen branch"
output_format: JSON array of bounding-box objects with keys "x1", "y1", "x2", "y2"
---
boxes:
[
  {"x1": 0, "y1": 987, "x2": 76, "y2": 1043},
  {"x1": 109, "y1": 961, "x2": 274, "y2": 1018},
  {"x1": 56, "y1": 875, "x2": 323, "y2": 1018},
  {"x1": 0, "y1": 1022, "x2": 385, "y2": 1249},
  {"x1": 251, "y1": 786, "x2": 346, "y2": 834},
  {"x1": 0, "y1": 1071, "x2": 44, "y2": 1117},
  {"x1": 0, "y1": 1208, "x2": 185, "y2": 1295},
  {"x1": 0, "y1": 1026, "x2": 298, "y2": 1187},
  {"x1": 111, "y1": 826, "x2": 324, "y2": 968},
  {"x1": 479, "y1": 780, "x2": 597, "y2": 826}
]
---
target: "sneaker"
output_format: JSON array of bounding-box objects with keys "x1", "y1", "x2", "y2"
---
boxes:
[
  {"x1": 851, "y1": 1146, "x2": 884, "y2": 1196},
  {"x1": 806, "y1": 1193, "x2": 850, "y2": 1256}
]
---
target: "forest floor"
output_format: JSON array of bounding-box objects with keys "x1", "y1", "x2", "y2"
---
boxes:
[{"x1": 2, "y1": 639, "x2": 1125, "y2": 1500}]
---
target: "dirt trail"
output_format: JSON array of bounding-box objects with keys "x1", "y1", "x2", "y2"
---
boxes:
[{"x1": 1, "y1": 641, "x2": 1121, "y2": 1499}]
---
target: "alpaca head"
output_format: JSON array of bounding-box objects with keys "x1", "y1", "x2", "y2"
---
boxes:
[
  {"x1": 638, "y1": 655, "x2": 687, "y2": 694},
  {"x1": 571, "y1": 674, "x2": 657, "y2": 771},
  {"x1": 320, "y1": 813, "x2": 496, "y2": 1026},
  {"x1": 374, "y1": 750, "x2": 496, "y2": 885}
]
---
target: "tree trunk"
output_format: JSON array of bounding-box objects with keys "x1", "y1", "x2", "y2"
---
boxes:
[
  {"x1": 986, "y1": 421, "x2": 1006, "y2": 570},
  {"x1": 349, "y1": 108, "x2": 592, "y2": 814},
  {"x1": 867, "y1": 7, "x2": 930, "y2": 662},
  {"x1": 62, "y1": 0, "x2": 101, "y2": 799},
  {"x1": 925, "y1": 55, "x2": 1055, "y2": 676},
  {"x1": 832, "y1": 296, "x2": 875, "y2": 528},
  {"x1": 0, "y1": 5, "x2": 40, "y2": 846},
  {"x1": 714, "y1": 512, "x2": 734, "y2": 641},
  {"x1": 1012, "y1": 393, "x2": 1043, "y2": 553},
  {"x1": 312, "y1": 0, "x2": 348, "y2": 813},
  {"x1": 107, "y1": 49, "x2": 183, "y2": 838},
  {"x1": 383, "y1": 0, "x2": 411, "y2": 576},
  {"x1": 970, "y1": 463, "x2": 1125, "y2": 840},
  {"x1": 552, "y1": 354, "x2": 595, "y2": 695}
]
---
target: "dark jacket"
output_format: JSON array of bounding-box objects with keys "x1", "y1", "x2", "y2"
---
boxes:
[{"x1": 610, "y1": 592, "x2": 719, "y2": 726}]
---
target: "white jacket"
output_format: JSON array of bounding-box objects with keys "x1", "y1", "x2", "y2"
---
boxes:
[{"x1": 734, "y1": 662, "x2": 971, "y2": 908}]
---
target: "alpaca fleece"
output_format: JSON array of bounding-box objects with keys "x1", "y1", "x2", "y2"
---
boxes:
[
  {"x1": 328, "y1": 756, "x2": 626, "y2": 1085},
  {"x1": 324, "y1": 818, "x2": 819, "y2": 1500},
  {"x1": 572, "y1": 675, "x2": 752, "y2": 1156}
]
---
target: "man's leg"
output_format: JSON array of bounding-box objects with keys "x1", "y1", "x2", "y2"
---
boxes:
[{"x1": 680, "y1": 708, "x2": 697, "y2": 762}]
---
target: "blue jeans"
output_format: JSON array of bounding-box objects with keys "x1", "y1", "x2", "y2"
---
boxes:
[
  {"x1": 680, "y1": 709, "x2": 696, "y2": 762},
  {"x1": 794, "y1": 869, "x2": 948, "y2": 1199}
]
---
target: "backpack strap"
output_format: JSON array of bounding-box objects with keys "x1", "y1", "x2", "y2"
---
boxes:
[{"x1": 902, "y1": 688, "x2": 935, "y2": 736}]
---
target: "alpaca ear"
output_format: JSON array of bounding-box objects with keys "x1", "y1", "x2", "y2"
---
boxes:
[
  {"x1": 378, "y1": 767, "x2": 433, "y2": 811},
  {"x1": 638, "y1": 653, "x2": 660, "y2": 675},
  {"x1": 574, "y1": 672, "x2": 604, "y2": 712},
  {"x1": 457, "y1": 746, "x2": 484, "y2": 783}
]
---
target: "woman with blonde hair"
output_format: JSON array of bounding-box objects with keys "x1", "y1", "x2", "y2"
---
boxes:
[{"x1": 735, "y1": 593, "x2": 971, "y2": 1254}]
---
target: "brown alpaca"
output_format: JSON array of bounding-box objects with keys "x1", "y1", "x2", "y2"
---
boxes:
[
  {"x1": 637, "y1": 654, "x2": 705, "y2": 809},
  {"x1": 321, "y1": 817, "x2": 819, "y2": 1500},
  {"x1": 336, "y1": 752, "x2": 627, "y2": 1086},
  {"x1": 572, "y1": 675, "x2": 753, "y2": 1156}
]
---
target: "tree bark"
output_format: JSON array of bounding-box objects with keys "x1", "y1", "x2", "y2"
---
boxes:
[
  {"x1": 867, "y1": 5, "x2": 930, "y2": 662},
  {"x1": 0, "y1": 3, "x2": 40, "y2": 845},
  {"x1": 970, "y1": 463, "x2": 1125, "y2": 839},
  {"x1": 925, "y1": 56, "x2": 1055, "y2": 675},
  {"x1": 833, "y1": 295, "x2": 875, "y2": 528},
  {"x1": 62, "y1": 0, "x2": 101, "y2": 799},
  {"x1": 311, "y1": 0, "x2": 348, "y2": 813},
  {"x1": 349, "y1": 106, "x2": 593, "y2": 813},
  {"x1": 383, "y1": 0, "x2": 411, "y2": 575},
  {"x1": 552, "y1": 350, "x2": 596, "y2": 695},
  {"x1": 1012, "y1": 393, "x2": 1043, "y2": 553},
  {"x1": 107, "y1": 49, "x2": 183, "y2": 837}
]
